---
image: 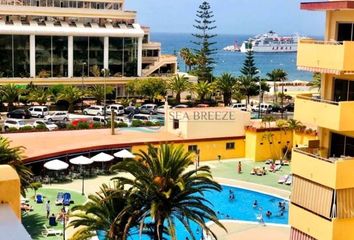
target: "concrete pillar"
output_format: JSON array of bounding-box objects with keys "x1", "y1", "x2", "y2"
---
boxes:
[
  {"x1": 137, "y1": 37, "x2": 143, "y2": 76},
  {"x1": 104, "y1": 36, "x2": 109, "y2": 70},
  {"x1": 68, "y1": 36, "x2": 73, "y2": 77},
  {"x1": 29, "y1": 35, "x2": 35, "y2": 77}
]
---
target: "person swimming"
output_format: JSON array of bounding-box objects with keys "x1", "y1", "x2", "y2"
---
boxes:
[
  {"x1": 266, "y1": 211, "x2": 272, "y2": 218},
  {"x1": 253, "y1": 200, "x2": 258, "y2": 208}
]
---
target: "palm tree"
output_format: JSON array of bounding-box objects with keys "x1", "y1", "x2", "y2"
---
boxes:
[
  {"x1": 168, "y1": 75, "x2": 191, "y2": 104},
  {"x1": 0, "y1": 136, "x2": 32, "y2": 196},
  {"x1": 310, "y1": 72, "x2": 321, "y2": 92},
  {"x1": 88, "y1": 85, "x2": 114, "y2": 105},
  {"x1": 27, "y1": 87, "x2": 50, "y2": 105},
  {"x1": 179, "y1": 48, "x2": 196, "y2": 72},
  {"x1": 237, "y1": 76, "x2": 259, "y2": 106},
  {"x1": 111, "y1": 144, "x2": 225, "y2": 240},
  {"x1": 69, "y1": 183, "x2": 141, "y2": 240},
  {"x1": 192, "y1": 81, "x2": 214, "y2": 103},
  {"x1": 266, "y1": 69, "x2": 288, "y2": 103},
  {"x1": 287, "y1": 119, "x2": 305, "y2": 132},
  {"x1": 56, "y1": 85, "x2": 85, "y2": 113},
  {"x1": 216, "y1": 73, "x2": 237, "y2": 106},
  {"x1": 0, "y1": 84, "x2": 21, "y2": 111}
]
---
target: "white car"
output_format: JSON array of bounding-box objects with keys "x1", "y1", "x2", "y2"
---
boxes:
[
  {"x1": 252, "y1": 103, "x2": 273, "y2": 113},
  {"x1": 132, "y1": 114, "x2": 160, "y2": 123},
  {"x1": 173, "y1": 104, "x2": 188, "y2": 109},
  {"x1": 44, "y1": 111, "x2": 69, "y2": 122},
  {"x1": 156, "y1": 105, "x2": 171, "y2": 114},
  {"x1": 28, "y1": 106, "x2": 49, "y2": 118},
  {"x1": 107, "y1": 104, "x2": 124, "y2": 115},
  {"x1": 3, "y1": 119, "x2": 32, "y2": 131},
  {"x1": 230, "y1": 103, "x2": 247, "y2": 111},
  {"x1": 83, "y1": 105, "x2": 105, "y2": 116},
  {"x1": 139, "y1": 104, "x2": 157, "y2": 114},
  {"x1": 33, "y1": 120, "x2": 58, "y2": 131}
]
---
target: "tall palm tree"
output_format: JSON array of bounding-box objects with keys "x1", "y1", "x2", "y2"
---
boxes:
[
  {"x1": 310, "y1": 72, "x2": 321, "y2": 92},
  {"x1": 0, "y1": 84, "x2": 21, "y2": 111},
  {"x1": 27, "y1": 87, "x2": 50, "y2": 105},
  {"x1": 0, "y1": 136, "x2": 32, "y2": 196},
  {"x1": 237, "y1": 76, "x2": 259, "y2": 106},
  {"x1": 69, "y1": 183, "x2": 141, "y2": 240},
  {"x1": 168, "y1": 75, "x2": 191, "y2": 104},
  {"x1": 111, "y1": 144, "x2": 225, "y2": 240},
  {"x1": 192, "y1": 81, "x2": 214, "y2": 103},
  {"x1": 88, "y1": 85, "x2": 114, "y2": 105},
  {"x1": 216, "y1": 73, "x2": 237, "y2": 106},
  {"x1": 179, "y1": 48, "x2": 196, "y2": 72},
  {"x1": 266, "y1": 69, "x2": 288, "y2": 103},
  {"x1": 56, "y1": 85, "x2": 85, "y2": 113}
]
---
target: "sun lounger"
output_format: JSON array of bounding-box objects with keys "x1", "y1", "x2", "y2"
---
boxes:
[
  {"x1": 285, "y1": 175, "x2": 293, "y2": 185},
  {"x1": 41, "y1": 224, "x2": 62, "y2": 237},
  {"x1": 274, "y1": 165, "x2": 282, "y2": 172},
  {"x1": 275, "y1": 160, "x2": 281, "y2": 165},
  {"x1": 63, "y1": 192, "x2": 71, "y2": 206},
  {"x1": 283, "y1": 160, "x2": 290, "y2": 166},
  {"x1": 278, "y1": 175, "x2": 289, "y2": 184},
  {"x1": 36, "y1": 194, "x2": 43, "y2": 203},
  {"x1": 55, "y1": 192, "x2": 64, "y2": 205},
  {"x1": 265, "y1": 159, "x2": 272, "y2": 164}
]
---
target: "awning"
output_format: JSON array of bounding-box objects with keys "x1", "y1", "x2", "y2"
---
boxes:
[
  {"x1": 91, "y1": 152, "x2": 114, "y2": 163},
  {"x1": 69, "y1": 155, "x2": 93, "y2": 165},
  {"x1": 114, "y1": 149, "x2": 135, "y2": 159},
  {"x1": 291, "y1": 175, "x2": 334, "y2": 218},
  {"x1": 290, "y1": 227, "x2": 316, "y2": 240},
  {"x1": 337, "y1": 188, "x2": 354, "y2": 218},
  {"x1": 297, "y1": 66, "x2": 341, "y2": 75},
  {"x1": 301, "y1": 1, "x2": 354, "y2": 11},
  {"x1": 44, "y1": 159, "x2": 69, "y2": 171}
]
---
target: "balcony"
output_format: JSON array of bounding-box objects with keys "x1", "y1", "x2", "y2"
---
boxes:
[
  {"x1": 294, "y1": 94, "x2": 354, "y2": 131},
  {"x1": 297, "y1": 39, "x2": 354, "y2": 75},
  {"x1": 292, "y1": 147, "x2": 354, "y2": 189},
  {"x1": 289, "y1": 204, "x2": 354, "y2": 240}
]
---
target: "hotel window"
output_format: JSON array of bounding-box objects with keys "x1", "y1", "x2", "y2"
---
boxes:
[
  {"x1": 188, "y1": 145, "x2": 198, "y2": 153},
  {"x1": 226, "y1": 142, "x2": 235, "y2": 150},
  {"x1": 337, "y1": 23, "x2": 354, "y2": 41},
  {"x1": 173, "y1": 119, "x2": 179, "y2": 129}
]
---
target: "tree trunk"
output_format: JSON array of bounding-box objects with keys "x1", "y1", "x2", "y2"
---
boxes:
[
  {"x1": 224, "y1": 92, "x2": 231, "y2": 106},
  {"x1": 153, "y1": 217, "x2": 164, "y2": 240},
  {"x1": 68, "y1": 103, "x2": 74, "y2": 113},
  {"x1": 274, "y1": 83, "x2": 277, "y2": 103}
]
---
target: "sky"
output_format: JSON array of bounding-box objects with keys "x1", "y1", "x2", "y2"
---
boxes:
[{"x1": 125, "y1": 0, "x2": 325, "y2": 36}]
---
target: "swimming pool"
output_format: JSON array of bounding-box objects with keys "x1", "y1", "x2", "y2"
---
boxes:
[{"x1": 126, "y1": 185, "x2": 288, "y2": 240}]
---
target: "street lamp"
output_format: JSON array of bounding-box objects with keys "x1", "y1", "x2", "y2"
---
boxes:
[{"x1": 81, "y1": 62, "x2": 86, "y2": 113}]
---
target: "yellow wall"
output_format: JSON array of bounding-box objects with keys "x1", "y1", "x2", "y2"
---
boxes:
[
  {"x1": 293, "y1": 131, "x2": 318, "y2": 147},
  {"x1": 0, "y1": 165, "x2": 21, "y2": 219},
  {"x1": 245, "y1": 129, "x2": 293, "y2": 162},
  {"x1": 326, "y1": 10, "x2": 354, "y2": 41},
  {"x1": 131, "y1": 138, "x2": 245, "y2": 161}
]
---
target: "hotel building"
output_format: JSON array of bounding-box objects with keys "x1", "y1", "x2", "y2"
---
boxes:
[
  {"x1": 290, "y1": 1, "x2": 354, "y2": 239},
  {"x1": 0, "y1": 0, "x2": 177, "y2": 92}
]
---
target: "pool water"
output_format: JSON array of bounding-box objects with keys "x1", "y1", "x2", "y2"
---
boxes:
[{"x1": 127, "y1": 185, "x2": 288, "y2": 240}]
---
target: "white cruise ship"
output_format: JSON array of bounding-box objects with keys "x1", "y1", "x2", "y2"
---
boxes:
[{"x1": 240, "y1": 31, "x2": 299, "y2": 53}]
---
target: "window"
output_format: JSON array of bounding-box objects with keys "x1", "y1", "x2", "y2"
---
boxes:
[
  {"x1": 173, "y1": 119, "x2": 179, "y2": 129},
  {"x1": 188, "y1": 145, "x2": 198, "y2": 152},
  {"x1": 226, "y1": 142, "x2": 235, "y2": 150}
]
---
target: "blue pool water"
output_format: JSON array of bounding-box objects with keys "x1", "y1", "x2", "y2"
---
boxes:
[{"x1": 126, "y1": 185, "x2": 288, "y2": 240}]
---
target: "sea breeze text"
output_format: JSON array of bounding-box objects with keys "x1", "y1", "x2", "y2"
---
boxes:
[{"x1": 168, "y1": 111, "x2": 236, "y2": 121}]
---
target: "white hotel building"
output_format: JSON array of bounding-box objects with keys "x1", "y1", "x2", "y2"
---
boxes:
[{"x1": 0, "y1": 0, "x2": 177, "y2": 93}]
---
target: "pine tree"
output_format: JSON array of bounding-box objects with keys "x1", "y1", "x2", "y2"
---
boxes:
[
  {"x1": 240, "y1": 50, "x2": 259, "y2": 79},
  {"x1": 192, "y1": 1, "x2": 217, "y2": 82}
]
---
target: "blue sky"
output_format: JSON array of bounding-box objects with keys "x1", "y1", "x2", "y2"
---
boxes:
[{"x1": 125, "y1": 0, "x2": 324, "y2": 36}]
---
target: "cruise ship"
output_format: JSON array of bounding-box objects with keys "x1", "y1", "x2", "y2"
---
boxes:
[{"x1": 240, "y1": 31, "x2": 299, "y2": 53}]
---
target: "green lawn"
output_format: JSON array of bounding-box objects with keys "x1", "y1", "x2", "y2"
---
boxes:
[
  {"x1": 22, "y1": 188, "x2": 86, "y2": 240},
  {"x1": 210, "y1": 160, "x2": 292, "y2": 191}
]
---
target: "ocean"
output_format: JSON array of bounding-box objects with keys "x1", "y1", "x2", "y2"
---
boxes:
[{"x1": 151, "y1": 32, "x2": 314, "y2": 81}]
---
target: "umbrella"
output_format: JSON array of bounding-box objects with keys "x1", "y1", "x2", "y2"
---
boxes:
[
  {"x1": 69, "y1": 155, "x2": 93, "y2": 195},
  {"x1": 91, "y1": 152, "x2": 114, "y2": 162},
  {"x1": 44, "y1": 160, "x2": 69, "y2": 184},
  {"x1": 114, "y1": 149, "x2": 135, "y2": 159}
]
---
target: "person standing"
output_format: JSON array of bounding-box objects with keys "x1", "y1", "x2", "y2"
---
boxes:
[
  {"x1": 238, "y1": 161, "x2": 242, "y2": 174},
  {"x1": 45, "y1": 200, "x2": 50, "y2": 218}
]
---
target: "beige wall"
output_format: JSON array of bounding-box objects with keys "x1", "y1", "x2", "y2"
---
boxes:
[{"x1": 166, "y1": 108, "x2": 251, "y2": 139}]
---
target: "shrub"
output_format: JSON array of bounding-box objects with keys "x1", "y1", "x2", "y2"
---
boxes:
[
  {"x1": 77, "y1": 121, "x2": 90, "y2": 129},
  {"x1": 117, "y1": 122, "x2": 128, "y2": 128},
  {"x1": 131, "y1": 119, "x2": 143, "y2": 127},
  {"x1": 66, "y1": 124, "x2": 77, "y2": 130},
  {"x1": 154, "y1": 122, "x2": 161, "y2": 126},
  {"x1": 35, "y1": 124, "x2": 48, "y2": 131},
  {"x1": 92, "y1": 122, "x2": 102, "y2": 129},
  {"x1": 145, "y1": 121, "x2": 154, "y2": 127},
  {"x1": 20, "y1": 126, "x2": 33, "y2": 131},
  {"x1": 7, "y1": 127, "x2": 18, "y2": 132},
  {"x1": 186, "y1": 95, "x2": 192, "y2": 100}
]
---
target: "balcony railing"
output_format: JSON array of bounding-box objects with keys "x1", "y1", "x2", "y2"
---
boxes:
[
  {"x1": 297, "y1": 39, "x2": 354, "y2": 74},
  {"x1": 294, "y1": 93, "x2": 354, "y2": 131},
  {"x1": 293, "y1": 147, "x2": 354, "y2": 163}
]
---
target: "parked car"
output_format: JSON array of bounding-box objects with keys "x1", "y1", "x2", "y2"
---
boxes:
[
  {"x1": 124, "y1": 106, "x2": 139, "y2": 114},
  {"x1": 156, "y1": 105, "x2": 171, "y2": 114},
  {"x1": 83, "y1": 105, "x2": 105, "y2": 116},
  {"x1": 173, "y1": 104, "x2": 189, "y2": 109},
  {"x1": 139, "y1": 104, "x2": 157, "y2": 114},
  {"x1": 116, "y1": 116, "x2": 131, "y2": 125},
  {"x1": 33, "y1": 120, "x2": 58, "y2": 131},
  {"x1": 6, "y1": 109, "x2": 31, "y2": 119},
  {"x1": 252, "y1": 103, "x2": 273, "y2": 113},
  {"x1": 107, "y1": 104, "x2": 124, "y2": 115},
  {"x1": 132, "y1": 114, "x2": 160, "y2": 123},
  {"x1": 196, "y1": 104, "x2": 209, "y2": 108},
  {"x1": 230, "y1": 103, "x2": 247, "y2": 111},
  {"x1": 28, "y1": 106, "x2": 49, "y2": 118},
  {"x1": 3, "y1": 119, "x2": 31, "y2": 131},
  {"x1": 44, "y1": 111, "x2": 69, "y2": 122},
  {"x1": 92, "y1": 116, "x2": 108, "y2": 125}
]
